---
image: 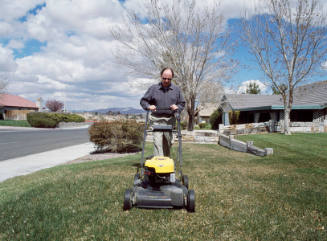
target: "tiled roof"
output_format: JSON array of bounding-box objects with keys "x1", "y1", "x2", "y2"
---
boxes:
[
  {"x1": 221, "y1": 80, "x2": 327, "y2": 110},
  {"x1": 0, "y1": 93, "x2": 38, "y2": 109},
  {"x1": 222, "y1": 94, "x2": 282, "y2": 110},
  {"x1": 293, "y1": 80, "x2": 327, "y2": 106}
]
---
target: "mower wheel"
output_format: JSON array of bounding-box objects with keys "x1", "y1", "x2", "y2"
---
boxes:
[
  {"x1": 182, "y1": 175, "x2": 189, "y2": 189},
  {"x1": 187, "y1": 189, "x2": 195, "y2": 212},
  {"x1": 134, "y1": 173, "x2": 140, "y2": 182},
  {"x1": 134, "y1": 173, "x2": 142, "y2": 186},
  {"x1": 123, "y1": 189, "x2": 133, "y2": 211}
]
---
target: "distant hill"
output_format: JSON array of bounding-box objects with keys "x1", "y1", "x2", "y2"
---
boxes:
[{"x1": 84, "y1": 107, "x2": 145, "y2": 115}]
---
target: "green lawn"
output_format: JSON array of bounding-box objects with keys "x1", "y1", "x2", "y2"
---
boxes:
[
  {"x1": 0, "y1": 120, "x2": 31, "y2": 127},
  {"x1": 0, "y1": 133, "x2": 326, "y2": 240}
]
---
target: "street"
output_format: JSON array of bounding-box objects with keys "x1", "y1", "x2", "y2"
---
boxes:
[{"x1": 0, "y1": 127, "x2": 90, "y2": 161}]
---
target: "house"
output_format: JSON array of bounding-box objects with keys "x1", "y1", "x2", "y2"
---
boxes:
[
  {"x1": 220, "y1": 80, "x2": 327, "y2": 126},
  {"x1": 0, "y1": 94, "x2": 39, "y2": 120},
  {"x1": 197, "y1": 103, "x2": 219, "y2": 124}
]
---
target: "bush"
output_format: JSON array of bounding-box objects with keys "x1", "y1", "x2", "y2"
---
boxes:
[
  {"x1": 199, "y1": 122, "x2": 211, "y2": 129},
  {"x1": 180, "y1": 121, "x2": 187, "y2": 130},
  {"x1": 27, "y1": 112, "x2": 85, "y2": 128},
  {"x1": 194, "y1": 124, "x2": 200, "y2": 130},
  {"x1": 27, "y1": 112, "x2": 58, "y2": 128},
  {"x1": 229, "y1": 111, "x2": 240, "y2": 124},
  {"x1": 89, "y1": 120, "x2": 143, "y2": 153},
  {"x1": 209, "y1": 110, "x2": 222, "y2": 130}
]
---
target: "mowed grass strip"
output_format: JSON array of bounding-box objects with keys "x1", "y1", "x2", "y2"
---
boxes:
[
  {"x1": 0, "y1": 120, "x2": 31, "y2": 127},
  {"x1": 0, "y1": 133, "x2": 326, "y2": 240}
]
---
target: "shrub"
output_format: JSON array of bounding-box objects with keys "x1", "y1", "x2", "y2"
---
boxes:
[
  {"x1": 229, "y1": 111, "x2": 240, "y2": 124},
  {"x1": 58, "y1": 113, "x2": 85, "y2": 123},
  {"x1": 27, "y1": 112, "x2": 85, "y2": 128},
  {"x1": 194, "y1": 124, "x2": 200, "y2": 130},
  {"x1": 199, "y1": 122, "x2": 211, "y2": 129},
  {"x1": 180, "y1": 121, "x2": 187, "y2": 130},
  {"x1": 27, "y1": 112, "x2": 58, "y2": 128},
  {"x1": 209, "y1": 110, "x2": 222, "y2": 130},
  {"x1": 89, "y1": 120, "x2": 143, "y2": 153}
]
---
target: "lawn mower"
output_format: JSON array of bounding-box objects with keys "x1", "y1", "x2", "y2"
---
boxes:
[{"x1": 123, "y1": 108, "x2": 195, "y2": 212}]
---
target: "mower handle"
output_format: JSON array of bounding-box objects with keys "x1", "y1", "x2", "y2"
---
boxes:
[{"x1": 149, "y1": 107, "x2": 181, "y2": 118}]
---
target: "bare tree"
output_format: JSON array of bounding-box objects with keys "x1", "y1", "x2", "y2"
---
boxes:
[
  {"x1": 0, "y1": 79, "x2": 7, "y2": 95},
  {"x1": 242, "y1": 0, "x2": 327, "y2": 134},
  {"x1": 112, "y1": 0, "x2": 234, "y2": 130},
  {"x1": 198, "y1": 80, "x2": 224, "y2": 105},
  {"x1": 46, "y1": 99, "x2": 64, "y2": 112}
]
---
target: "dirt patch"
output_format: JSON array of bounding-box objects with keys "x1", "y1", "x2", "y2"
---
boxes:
[{"x1": 66, "y1": 152, "x2": 135, "y2": 164}]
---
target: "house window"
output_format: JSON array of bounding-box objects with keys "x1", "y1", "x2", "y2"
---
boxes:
[
  {"x1": 290, "y1": 110, "x2": 313, "y2": 122},
  {"x1": 238, "y1": 111, "x2": 254, "y2": 124},
  {"x1": 259, "y1": 112, "x2": 270, "y2": 122}
]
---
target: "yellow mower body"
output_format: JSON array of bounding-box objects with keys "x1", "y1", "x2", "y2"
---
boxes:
[{"x1": 144, "y1": 156, "x2": 175, "y2": 174}]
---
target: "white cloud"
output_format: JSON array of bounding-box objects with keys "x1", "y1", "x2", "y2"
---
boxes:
[
  {"x1": 237, "y1": 80, "x2": 267, "y2": 94},
  {"x1": 223, "y1": 87, "x2": 236, "y2": 94},
  {"x1": 0, "y1": 0, "x2": 44, "y2": 21},
  {"x1": 322, "y1": 61, "x2": 327, "y2": 70},
  {"x1": 7, "y1": 40, "x2": 24, "y2": 49},
  {"x1": 0, "y1": 46, "x2": 17, "y2": 72},
  {"x1": 2, "y1": 0, "x2": 327, "y2": 111}
]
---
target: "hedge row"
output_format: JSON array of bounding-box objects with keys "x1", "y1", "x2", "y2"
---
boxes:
[
  {"x1": 27, "y1": 112, "x2": 85, "y2": 128},
  {"x1": 89, "y1": 120, "x2": 143, "y2": 153}
]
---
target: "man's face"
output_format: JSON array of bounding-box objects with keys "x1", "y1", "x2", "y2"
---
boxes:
[{"x1": 161, "y1": 69, "x2": 173, "y2": 87}]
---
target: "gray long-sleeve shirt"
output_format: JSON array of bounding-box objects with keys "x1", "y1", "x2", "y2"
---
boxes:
[{"x1": 140, "y1": 82, "x2": 186, "y2": 115}]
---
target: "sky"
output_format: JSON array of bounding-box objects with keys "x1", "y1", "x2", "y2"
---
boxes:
[{"x1": 0, "y1": 0, "x2": 326, "y2": 111}]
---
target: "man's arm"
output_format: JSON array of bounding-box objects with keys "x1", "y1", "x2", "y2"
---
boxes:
[
  {"x1": 170, "y1": 87, "x2": 185, "y2": 112},
  {"x1": 140, "y1": 86, "x2": 155, "y2": 111}
]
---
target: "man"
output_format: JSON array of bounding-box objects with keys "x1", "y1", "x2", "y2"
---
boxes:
[{"x1": 140, "y1": 67, "x2": 185, "y2": 157}]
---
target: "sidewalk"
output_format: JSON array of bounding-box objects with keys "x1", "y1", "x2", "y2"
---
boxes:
[
  {"x1": 0, "y1": 124, "x2": 91, "y2": 131},
  {"x1": 0, "y1": 142, "x2": 95, "y2": 182}
]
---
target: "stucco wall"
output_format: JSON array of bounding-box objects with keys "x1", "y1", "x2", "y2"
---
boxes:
[{"x1": 4, "y1": 109, "x2": 36, "y2": 120}]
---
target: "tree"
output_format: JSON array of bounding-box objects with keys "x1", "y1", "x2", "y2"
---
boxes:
[
  {"x1": 46, "y1": 99, "x2": 64, "y2": 112},
  {"x1": 209, "y1": 109, "x2": 222, "y2": 130},
  {"x1": 198, "y1": 80, "x2": 224, "y2": 104},
  {"x1": 272, "y1": 83, "x2": 287, "y2": 95},
  {"x1": 112, "y1": 0, "x2": 234, "y2": 131},
  {"x1": 242, "y1": 0, "x2": 327, "y2": 134},
  {"x1": 0, "y1": 80, "x2": 7, "y2": 95},
  {"x1": 246, "y1": 82, "x2": 261, "y2": 94}
]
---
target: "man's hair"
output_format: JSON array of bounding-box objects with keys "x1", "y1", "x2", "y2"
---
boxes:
[{"x1": 160, "y1": 67, "x2": 174, "y2": 78}]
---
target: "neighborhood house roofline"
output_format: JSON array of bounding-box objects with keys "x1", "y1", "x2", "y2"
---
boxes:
[
  {"x1": 0, "y1": 93, "x2": 38, "y2": 109},
  {"x1": 232, "y1": 104, "x2": 327, "y2": 112}
]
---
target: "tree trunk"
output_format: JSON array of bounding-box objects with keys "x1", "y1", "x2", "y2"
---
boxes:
[
  {"x1": 284, "y1": 107, "x2": 291, "y2": 135},
  {"x1": 187, "y1": 96, "x2": 196, "y2": 131},
  {"x1": 187, "y1": 113, "x2": 195, "y2": 131}
]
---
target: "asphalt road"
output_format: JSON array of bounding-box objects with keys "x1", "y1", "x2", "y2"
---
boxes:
[{"x1": 0, "y1": 127, "x2": 90, "y2": 161}]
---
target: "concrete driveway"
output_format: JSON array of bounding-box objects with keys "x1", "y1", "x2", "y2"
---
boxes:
[{"x1": 0, "y1": 126, "x2": 95, "y2": 182}]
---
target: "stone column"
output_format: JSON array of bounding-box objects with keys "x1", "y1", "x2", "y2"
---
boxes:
[
  {"x1": 279, "y1": 110, "x2": 285, "y2": 120},
  {"x1": 223, "y1": 112, "x2": 230, "y2": 126},
  {"x1": 269, "y1": 112, "x2": 277, "y2": 132},
  {"x1": 254, "y1": 112, "x2": 260, "y2": 123}
]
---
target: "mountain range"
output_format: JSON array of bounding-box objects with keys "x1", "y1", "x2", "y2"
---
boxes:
[{"x1": 82, "y1": 107, "x2": 145, "y2": 114}]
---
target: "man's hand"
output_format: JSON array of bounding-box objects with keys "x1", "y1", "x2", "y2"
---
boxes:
[
  {"x1": 170, "y1": 104, "x2": 178, "y2": 111},
  {"x1": 148, "y1": 105, "x2": 156, "y2": 111}
]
